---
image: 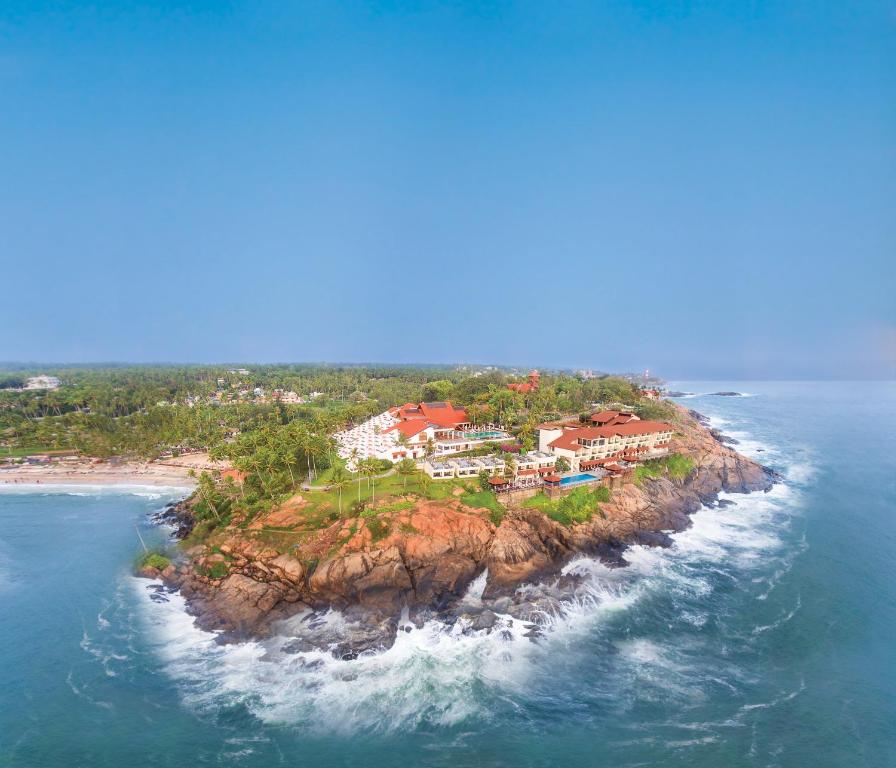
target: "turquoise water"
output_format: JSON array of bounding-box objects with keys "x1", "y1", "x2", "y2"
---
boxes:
[
  {"x1": 461, "y1": 431, "x2": 506, "y2": 439},
  {"x1": 559, "y1": 472, "x2": 600, "y2": 486},
  {"x1": 1, "y1": 382, "x2": 894, "y2": 766}
]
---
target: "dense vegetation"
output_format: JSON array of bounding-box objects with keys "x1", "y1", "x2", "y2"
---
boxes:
[
  {"x1": 1, "y1": 364, "x2": 670, "y2": 545},
  {"x1": 0, "y1": 363, "x2": 669, "y2": 461},
  {"x1": 633, "y1": 453, "x2": 695, "y2": 484}
]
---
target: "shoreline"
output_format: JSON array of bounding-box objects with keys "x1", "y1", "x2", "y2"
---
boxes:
[
  {"x1": 154, "y1": 404, "x2": 778, "y2": 649},
  {"x1": 0, "y1": 461, "x2": 198, "y2": 489}
]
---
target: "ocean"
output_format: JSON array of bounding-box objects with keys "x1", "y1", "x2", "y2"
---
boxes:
[{"x1": 1, "y1": 381, "x2": 894, "y2": 767}]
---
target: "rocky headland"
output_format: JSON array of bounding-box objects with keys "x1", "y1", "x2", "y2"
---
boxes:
[{"x1": 142, "y1": 405, "x2": 776, "y2": 654}]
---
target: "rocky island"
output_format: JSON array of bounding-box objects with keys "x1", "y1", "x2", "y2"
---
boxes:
[{"x1": 145, "y1": 403, "x2": 775, "y2": 653}]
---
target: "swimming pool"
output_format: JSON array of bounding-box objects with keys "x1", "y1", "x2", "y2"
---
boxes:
[
  {"x1": 461, "y1": 431, "x2": 506, "y2": 439},
  {"x1": 558, "y1": 473, "x2": 600, "y2": 486}
]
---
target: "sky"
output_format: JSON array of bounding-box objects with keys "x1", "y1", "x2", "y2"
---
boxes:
[{"x1": 1, "y1": 1, "x2": 894, "y2": 379}]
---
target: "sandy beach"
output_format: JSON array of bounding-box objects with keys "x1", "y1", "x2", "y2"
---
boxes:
[{"x1": 0, "y1": 455, "x2": 224, "y2": 488}]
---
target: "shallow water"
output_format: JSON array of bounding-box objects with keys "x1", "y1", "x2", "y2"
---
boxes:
[{"x1": 1, "y1": 382, "x2": 894, "y2": 767}]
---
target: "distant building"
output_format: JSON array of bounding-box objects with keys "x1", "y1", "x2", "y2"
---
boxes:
[
  {"x1": 25, "y1": 375, "x2": 60, "y2": 390},
  {"x1": 507, "y1": 370, "x2": 540, "y2": 394}
]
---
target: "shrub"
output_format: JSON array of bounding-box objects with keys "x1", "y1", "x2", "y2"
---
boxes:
[
  {"x1": 634, "y1": 454, "x2": 694, "y2": 484},
  {"x1": 634, "y1": 462, "x2": 663, "y2": 485},
  {"x1": 665, "y1": 453, "x2": 695, "y2": 480},
  {"x1": 137, "y1": 550, "x2": 171, "y2": 571},
  {"x1": 528, "y1": 486, "x2": 611, "y2": 527},
  {"x1": 204, "y1": 561, "x2": 229, "y2": 580},
  {"x1": 376, "y1": 499, "x2": 415, "y2": 514},
  {"x1": 592, "y1": 485, "x2": 611, "y2": 503},
  {"x1": 365, "y1": 517, "x2": 389, "y2": 542}
]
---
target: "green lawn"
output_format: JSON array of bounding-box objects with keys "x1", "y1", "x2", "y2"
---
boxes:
[
  {"x1": 459, "y1": 489, "x2": 505, "y2": 524},
  {"x1": 223, "y1": 470, "x2": 493, "y2": 555},
  {"x1": 306, "y1": 456, "x2": 349, "y2": 487},
  {"x1": 521, "y1": 486, "x2": 609, "y2": 526},
  {"x1": 634, "y1": 453, "x2": 695, "y2": 484}
]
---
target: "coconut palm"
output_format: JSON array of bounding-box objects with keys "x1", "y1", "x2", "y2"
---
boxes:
[
  {"x1": 396, "y1": 457, "x2": 416, "y2": 491},
  {"x1": 417, "y1": 470, "x2": 431, "y2": 499},
  {"x1": 504, "y1": 454, "x2": 517, "y2": 480},
  {"x1": 330, "y1": 465, "x2": 348, "y2": 516},
  {"x1": 360, "y1": 459, "x2": 378, "y2": 506}
]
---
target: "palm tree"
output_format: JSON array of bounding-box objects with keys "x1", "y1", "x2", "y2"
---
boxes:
[
  {"x1": 350, "y1": 448, "x2": 362, "y2": 501},
  {"x1": 417, "y1": 470, "x2": 431, "y2": 499},
  {"x1": 359, "y1": 459, "x2": 377, "y2": 506},
  {"x1": 504, "y1": 454, "x2": 517, "y2": 481},
  {"x1": 330, "y1": 465, "x2": 348, "y2": 516},
  {"x1": 396, "y1": 457, "x2": 416, "y2": 491},
  {"x1": 193, "y1": 470, "x2": 221, "y2": 521}
]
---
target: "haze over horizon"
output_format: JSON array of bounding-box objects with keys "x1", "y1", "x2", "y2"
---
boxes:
[{"x1": 2, "y1": 1, "x2": 894, "y2": 379}]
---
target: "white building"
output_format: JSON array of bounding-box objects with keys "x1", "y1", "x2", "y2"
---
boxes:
[
  {"x1": 539, "y1": 416, "x2": 673, "y2": 472},
  {"x1": 421, "y1": 451, "x2": 557, "y2": 480},
  {"x1": 25, "y1": 375, "x2": 60, "y2": 390},
  {"x1": 335, "y1": 402, "x2": 514, "y2": 470}
]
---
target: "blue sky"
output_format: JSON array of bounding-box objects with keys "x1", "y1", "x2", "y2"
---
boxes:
[{"x1": 1, "y1": 1, "x2": 894, "y2": 379}]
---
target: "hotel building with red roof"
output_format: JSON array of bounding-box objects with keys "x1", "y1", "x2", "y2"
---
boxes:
[
  {"x1": 538, "y1": 411, "x2": 674, "y2": 471},
  {"x1": 335, "y1": 401, "x2": 514, "y2": 468}
]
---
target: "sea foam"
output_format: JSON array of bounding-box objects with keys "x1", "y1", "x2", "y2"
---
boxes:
[{"x1": 131, "y1": 410, "x2": 806, "y2": 733}]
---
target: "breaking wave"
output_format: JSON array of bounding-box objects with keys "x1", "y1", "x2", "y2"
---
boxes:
[
  {"x1": 133, "y1": 475, "x2": 802, "y2": 733},
  {"x1": 0, "y1": 483, "x2": 192, "y2": 499}
]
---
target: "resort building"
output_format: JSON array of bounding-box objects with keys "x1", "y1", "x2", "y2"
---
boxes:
[
  {"x1": 421, "y1": 451, "x2": 557, "y2": 480},
  {"x1": 590, "y1": 410, "x2": 638, "y2": 427},
  {"x1": 335, "y1": 401, "x2": 514, "y2": 469},
  {"x1": 539, "y1": 414, "x2": 674, "y2": 472}
]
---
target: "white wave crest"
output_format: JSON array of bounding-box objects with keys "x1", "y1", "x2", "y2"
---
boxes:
[{"x1": 128, "y1": 403, "x2": 811, "y2": 733}]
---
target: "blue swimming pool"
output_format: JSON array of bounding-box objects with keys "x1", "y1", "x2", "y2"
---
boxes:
[
  {"x1": 558, "y1": 473, "x2": 599, "y2": 486},
  {"x1": 461, "y1": 431, "x2": 506, "y2": 439}
]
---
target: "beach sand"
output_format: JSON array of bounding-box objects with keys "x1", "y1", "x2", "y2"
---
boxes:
[{"x1": 0, "y1": 456, "x2": 216, "y2": 488}]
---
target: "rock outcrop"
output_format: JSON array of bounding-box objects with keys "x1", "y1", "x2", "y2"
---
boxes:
[{"x1": 156, "y1": 405, "x2": 776, "y2": 640}]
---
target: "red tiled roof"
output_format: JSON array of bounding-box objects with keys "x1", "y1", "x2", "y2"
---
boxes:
[
  {"x1": 591, "y1": 410, "x2": 638, "y2": 426},
  {"x1": 548, "y1": 420, "x2": 672, "y2": 451},
  {"x1": 384, "y1": 419, "x2": 431, "y2": 438},
  {"x1": 547, "y1": 432, "x2": 582, "y2": 451},
  {"x1": 517, "y1": 468, "x2": 537, "y2": 476},
  {"x1": 392, "y1": 401, "x2": 469, "y2": 429},
  {"x1": 488, "y1": 476, "x2": 509, "y2": 485},
  {"x1": 543, "y1": 474, "x2": 562, "y2": 483}
]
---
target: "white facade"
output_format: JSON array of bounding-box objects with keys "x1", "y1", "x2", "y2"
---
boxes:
[{"x1": 422, "y1": 451, "x2": 557, "y2": 480}]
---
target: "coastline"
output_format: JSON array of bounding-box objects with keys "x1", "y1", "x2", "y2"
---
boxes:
[
  {"x1": 154, "y1": 404, "x2": 778, "y2": 650},
  {"x1": 0, "y1": 461, "x2": 198, "y2": 489}
]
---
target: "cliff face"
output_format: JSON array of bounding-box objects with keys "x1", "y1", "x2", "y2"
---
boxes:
[{"x1": 157, "y1": 406, "x2": 775, "y2": 641}]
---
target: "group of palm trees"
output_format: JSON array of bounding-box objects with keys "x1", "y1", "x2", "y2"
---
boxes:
[{"x1": 213, "y1": 416, "x2": 339, "y2": 498}]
